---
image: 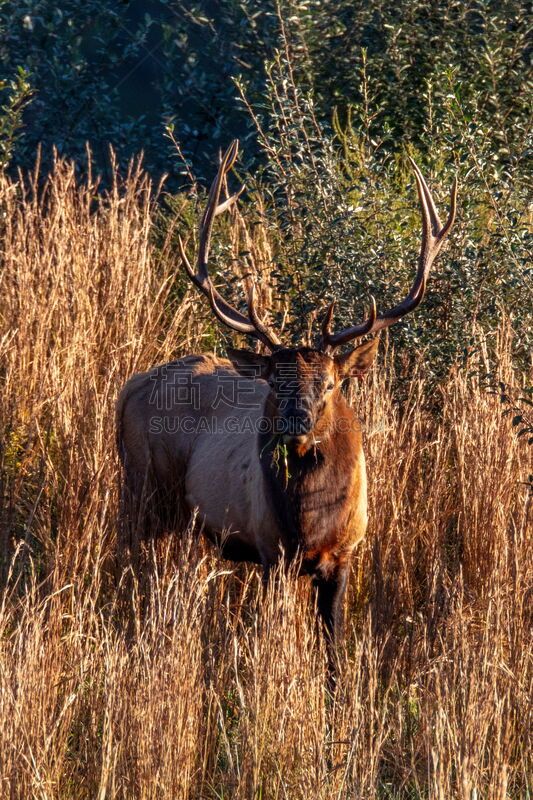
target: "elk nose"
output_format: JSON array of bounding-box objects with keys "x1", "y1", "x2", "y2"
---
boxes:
[{"x1": 283, "y1": 408, "x2": 313, "y2": 436}]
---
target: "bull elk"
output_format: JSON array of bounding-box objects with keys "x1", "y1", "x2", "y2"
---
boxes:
[{"x1": 117, "y1": 140, "x2": 457, "y2": 652}]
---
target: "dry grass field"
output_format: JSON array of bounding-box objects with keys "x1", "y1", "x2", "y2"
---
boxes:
[{"x1": 0, "y1": 159, "x2": 530, "y2": 799}]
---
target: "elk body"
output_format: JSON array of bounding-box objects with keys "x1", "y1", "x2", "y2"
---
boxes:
[{"x1": 117, "y1": 141, "x2": 457, "y2": 648}]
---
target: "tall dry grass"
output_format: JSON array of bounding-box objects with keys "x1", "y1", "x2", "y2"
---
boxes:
[{"x1": 0, "y1": 159, "x2": 530, "y2": 799}]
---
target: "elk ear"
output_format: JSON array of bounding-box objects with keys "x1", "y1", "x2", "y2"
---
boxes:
[
  {"x1": 335, "y1": 337, "x2": 379, "y2": 379},
  {"x1": 226, "y1": 348, "x2": 271, "y2": 379}
]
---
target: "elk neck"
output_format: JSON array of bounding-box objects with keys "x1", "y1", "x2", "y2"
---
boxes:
[{"x1": 257, "y1": 389, "x2": 362, "y2": 560}]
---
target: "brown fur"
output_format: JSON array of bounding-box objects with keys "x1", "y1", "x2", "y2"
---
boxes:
[
  {"x1": 117, "y1": 341, "x2": 378, "y2": 649},
  {"x1": 119, "y1": 146, "x2": 456, "y2": 668}
]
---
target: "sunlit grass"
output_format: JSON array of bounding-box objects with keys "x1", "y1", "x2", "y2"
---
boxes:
[{"x1": 0, "y1": 160, "x2": 530, "y2": 799}]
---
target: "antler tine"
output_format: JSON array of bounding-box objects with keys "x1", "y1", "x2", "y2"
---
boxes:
[
  {"x1": 204, "y1": 283, "x2": 278, "y2": 350},
  {"x1": 247, "y1": 284, "x2": 282, "y2": 347},
  {"x1": 178, "y1": 140, "x2": 281, "y2": 351},
  {"x1": 321, "y1": 301, "x2": 336, "y2": 347},
  {"x1": 321, "y1": 161, "x2": 457, "y2": 350},
  {"x1": 321, "y1": 298, "x2": 377, "y2": 352},
  {"x1": 198, "y1": 139, "x2": 240, "y2": 280}
]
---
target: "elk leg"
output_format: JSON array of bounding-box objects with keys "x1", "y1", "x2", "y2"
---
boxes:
[
  {"x1": 260, "y1": 541, "x2": 292, "y2": 588},
  {"x1": 313, "y1": 564, "x2": 349, "y2": 685},
  {"x1": 261, "y1": 555, "x2": 284, "y2": 591},
  {"x1": 262, "y1": 561, "x2": 273, "y2": 588}
]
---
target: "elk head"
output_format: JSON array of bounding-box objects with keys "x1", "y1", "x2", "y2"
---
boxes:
[{"x1": 178, "y1": 141, "x2": 457, "y2": 444}]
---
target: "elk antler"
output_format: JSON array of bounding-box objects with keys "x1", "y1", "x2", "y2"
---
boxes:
[
  {"x1": 321, "y1": 159, "x2": 458, "y2": 350},
  {"x1": 178, "y1": 140, "x2": 282, "y2": 351}
]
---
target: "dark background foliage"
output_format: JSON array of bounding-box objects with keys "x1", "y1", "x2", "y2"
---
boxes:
[
  {"x1": 1, "y1": 0, "x2": 531, "y2": 376},
  {"x1": 2, "y1": 1, "x2": 530, "y2": 176}
]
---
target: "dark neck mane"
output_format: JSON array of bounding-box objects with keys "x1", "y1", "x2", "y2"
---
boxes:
[{"x1": 258, "y1": 396, "x2": 361, "y2": 558}]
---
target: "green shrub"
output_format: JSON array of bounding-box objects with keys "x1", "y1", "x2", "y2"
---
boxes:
[{"x1": 1, "y1": 0, "x2": 531, "y2": 376}]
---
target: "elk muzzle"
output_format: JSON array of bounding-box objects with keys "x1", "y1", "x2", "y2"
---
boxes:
[{"x1": 279, "y1": 400, "x2": 314, "y2": 441}]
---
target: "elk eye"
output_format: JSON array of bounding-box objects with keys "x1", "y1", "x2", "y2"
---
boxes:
[{"x1": 326, "y1": 381, "x2": 335, "y2": 392}]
